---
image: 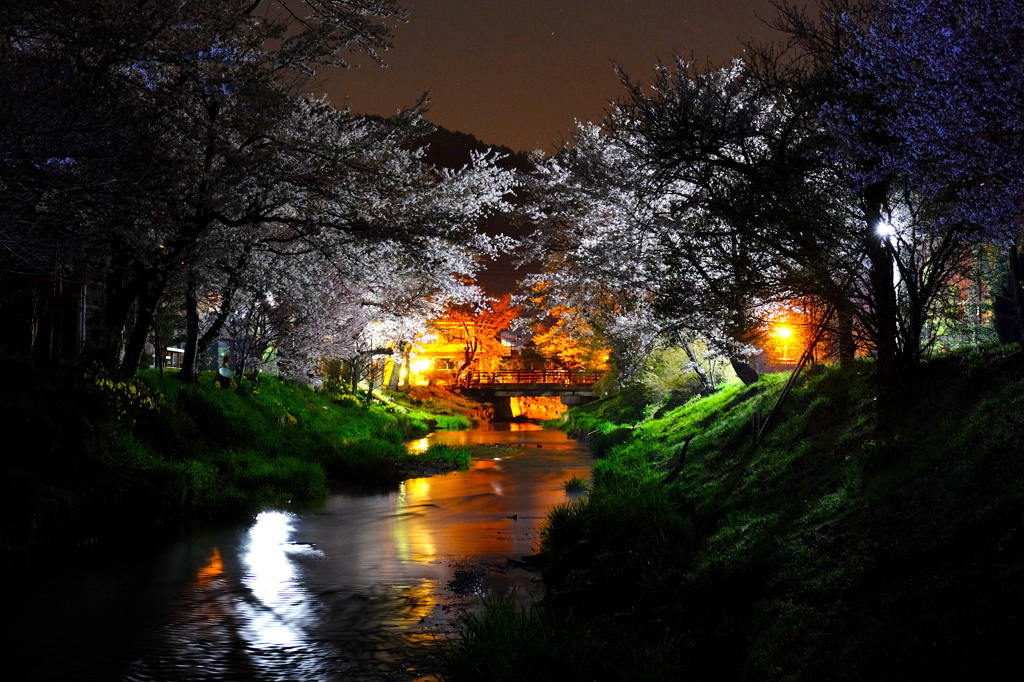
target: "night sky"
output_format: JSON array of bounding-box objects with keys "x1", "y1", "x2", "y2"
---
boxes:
[{"x1": 319, "y1": 1, "x2": 782, "y2": 153}]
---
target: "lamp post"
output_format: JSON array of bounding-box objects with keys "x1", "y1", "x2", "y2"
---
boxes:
[{"x1": 775, "y1": 325, "x2": 795, "y2": 364}]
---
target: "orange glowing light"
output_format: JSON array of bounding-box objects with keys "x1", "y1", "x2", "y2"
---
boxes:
[
  {"x1": 196, "y1": 547, "x2": 224, "y2": 583},
  {"x1": 403, "y1": 356, "x2": 433, "y2": 386},
  {"x1": 775, "y1": 325, "x2": 793, "y2": 339},
  {"x1": 409, "y1": 357, "x2": 432, "y2": 375}
]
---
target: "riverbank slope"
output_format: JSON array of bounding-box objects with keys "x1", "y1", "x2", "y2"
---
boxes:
[
  {"x1": 441, "y1": 345, "x2": 1024, "y2": 681},
  {"x1": 0, "y1": 361, "x2": 475, "y2": 565}
]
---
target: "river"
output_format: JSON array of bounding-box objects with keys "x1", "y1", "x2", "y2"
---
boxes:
[{"x1": 5, "y1": 424, "x2": 592, "y2": 682}]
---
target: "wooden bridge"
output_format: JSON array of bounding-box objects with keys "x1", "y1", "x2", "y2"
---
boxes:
[
  {"x1": 464, "y1": 371, "x2": 604, "y2": 415},
  {"x1": 466, "y1": 370, "x2": 604, "y2": 387}
]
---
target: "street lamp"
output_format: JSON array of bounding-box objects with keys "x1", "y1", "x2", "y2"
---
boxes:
[{"x1": 775, "y1": 324, "x2": 795, "y2": 363}]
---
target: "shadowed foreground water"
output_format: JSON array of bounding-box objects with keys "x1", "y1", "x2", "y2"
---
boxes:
[{"x1": 6, "y1": 424, "x2": 591, "y2": 681}]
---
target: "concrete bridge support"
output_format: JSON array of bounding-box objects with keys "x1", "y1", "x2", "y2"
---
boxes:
[
  {"x1": 487, "y1": 393, "x2": 597, "y2": 421},
  {"x1": 469, "y1": 383, "x2": 599, "y2": 421},
  {"x1": 560, "y1": 394, "x2": 596, "y2": 407}
]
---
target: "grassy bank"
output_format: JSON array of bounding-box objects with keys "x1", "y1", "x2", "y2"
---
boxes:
[
  {"x1": 442, "y1": 345, "x2": 1024, "y2": 681},
  {"x1": 0, "y1": 360, "x2": 475, "y2": 563}
]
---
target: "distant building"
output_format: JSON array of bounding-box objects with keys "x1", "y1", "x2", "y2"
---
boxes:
[{"x1": 407, "y1": 319, "x2": 513, "y2": 386}]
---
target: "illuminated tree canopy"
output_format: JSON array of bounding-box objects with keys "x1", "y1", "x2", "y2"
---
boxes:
[
  {"x1": 0, "y1": 0, "x2": 517, "y2": 379},
  {"x1": 521, "y1": 0, "x2": 1019, "y2": 384}
]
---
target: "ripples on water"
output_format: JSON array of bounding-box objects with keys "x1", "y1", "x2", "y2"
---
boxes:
[{"x1": 8, "y1": 425, "x2": 591, "y2": 682}]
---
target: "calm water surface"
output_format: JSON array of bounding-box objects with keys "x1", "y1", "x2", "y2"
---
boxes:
[{"x1": 6, "y1": 424, "x2": 591, "y2": 681}]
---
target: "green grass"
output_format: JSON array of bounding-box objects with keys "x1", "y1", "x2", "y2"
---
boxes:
[
  {"x1": 442, "y1": 346, "x2": 1024, "y2": 681},
  {"x1": 562, "y1": 476, "x2": 589, "y2": 493},
  {"x1": 0, "y1": 362, "x2": 480, "y2": 563},
  {"x1": 436, "y1": 594, "x2": 598, "y2": 682},
  {"x1": 436, "y1": 593, "x2": 687, "y2": 682},
  {"x1": 386, "y1": 385, "x2": 481, "y2": 429},
  {"x1": 416, "y1": 443, "x2": 473, "y2": 469}
]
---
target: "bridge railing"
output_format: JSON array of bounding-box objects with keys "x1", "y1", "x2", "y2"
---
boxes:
[{"x1": 467, "y1": 370, "x2": 604, "y2": 385}]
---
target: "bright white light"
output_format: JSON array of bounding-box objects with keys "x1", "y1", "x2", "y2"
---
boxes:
[
  {"x1": 876, "y1": 221, "x2": 896, "y2": 237},
  {"x1": 241, "y1": 511, "x2": 304, "y2": 647},
  {"x1": 410, "y1": 357, "x2": 432, "y2": 374},
  {"x1": 238, "y1": 510, "x2": 332, "y2": 676}
]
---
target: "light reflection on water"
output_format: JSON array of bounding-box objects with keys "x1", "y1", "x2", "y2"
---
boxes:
[
  {"x1": 234, "y1": 511, "x2": 332, "y2": 673},
  {"x1": 7, "y1": 426, "x2": 592, "y2": 681},
  {"x1": 242, "y1": 511, "x2": 305, "y2": 648},
  {"x1": 406, "y1": 421, "x2": 546, "y2": 453}
]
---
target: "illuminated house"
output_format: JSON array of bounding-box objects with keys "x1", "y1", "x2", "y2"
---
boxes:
[{"x1": 405, "y1": 318, "x2": 512, "y2": 386}]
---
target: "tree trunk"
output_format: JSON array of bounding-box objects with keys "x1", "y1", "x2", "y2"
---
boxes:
[
  {"x1": 1009, "y1": 243, "x2": 1024, "y2": 343},
  {"x1": 388, "y1": 341, "x2": 405, "y2": 390},
  {"x1": 401, "y1": 344, "x2": 412, "y2": 390},
  {"x1": 364, "y1": 364, "x2": 375, "y2": 406},
  {"x1": 48, "y1": 314, "x2": 55, "y2": 362},
  {"x1": 681, "y1": 340, "x2": 713, "y2": 392},
  {"x1": 119, "y1": 278, "x2": 164, "y2": 375},
  {"x1": 28, "y1": 288, "x2": 41, "y2": 366},
  {"x1": 89, "y1": 271, "x2": 141, "y2": 367},
  {"x1": 194, "y1": 287, "x2": 236, "y2": 369},
  {"x1": 836, "y1": 305, "x2": 856, "y2": 365},
  {"x1": 729, "y1": 356, "x2": 760, "y2": 385},
  {"x1": 179, "y1": 248, "x2": 251, "y2": 383},
  {"x1": 178, "y1": 269, "x2": 202, "y2": 383},
  {"x1": 456, "y1": 340, "x2": 476, "y2": 389},
  {"x1": 153, "y1": 304, "x2": 164, "y2": 374},
  {"x1": 863, "y1": 186, "x2": 901, "y2": 382},
  {"x1": 348, "y1": 356, "x2": 360, "y2": 395},
  {"x1": 866, "y1": 239, "x2": 899, "y2": 380},
  {"x1": 236, "y1": 342, "x2": 248, "y2": 384}
]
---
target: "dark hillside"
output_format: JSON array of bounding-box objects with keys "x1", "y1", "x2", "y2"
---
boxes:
[
  {"x1": 417, "y1": 127, "x2": 534, "y2": 173},
  {"x1": 416, "y1": 125, "x2": 537, "y2": 296},
  {"x1": 442, "y1": 346, "x2": 1024, "y2": 681}
]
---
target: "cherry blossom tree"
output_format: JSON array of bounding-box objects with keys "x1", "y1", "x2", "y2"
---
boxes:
[
  {"x1": 528, "y1": 302, "x2": 609, "y2": 373},
  {"x1": 764, "y1": 0, "x2": 999, "y2": 374},
  {"x1": 1, "y1": 2, "x2": 384, "y2": 363},
  {"x1": 525, "y1": 23, "x2": 983, "y2": 385},
  {"x1": 520, "y1": 126, "x2": 671, "y2": 385},
  {"x1": 168, "y1": 101, "x2": 517, "y2": 382},
  {"x1": 827, "y1": 0, "x2": 1024, "y2": 341},
  {"x1": 1, "y1": 0, "x2": 522, "y2": 380},
  {"x1": 523, "y1": 84, "x2": 815, "y2": 385}
]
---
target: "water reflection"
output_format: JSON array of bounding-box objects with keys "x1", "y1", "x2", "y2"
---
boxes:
[
  {"x1": 234, "y1": 511, "x2": 334, "y2": 680},
  {"x1": 238, "y1": 512, "x2": 322, "y2": 653},
  {"x1": 196, "y1": 548, "x2": 224, "y2": 583},
  {"x1": 406, "y1": 421, "x2": 545, "y2": 453},
  {"x1": 9, "y1": 426, "x2": 592, "y2": 682},
  {"x1": 123, "y1": 512, "x2": 339, "y2": 681}
]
